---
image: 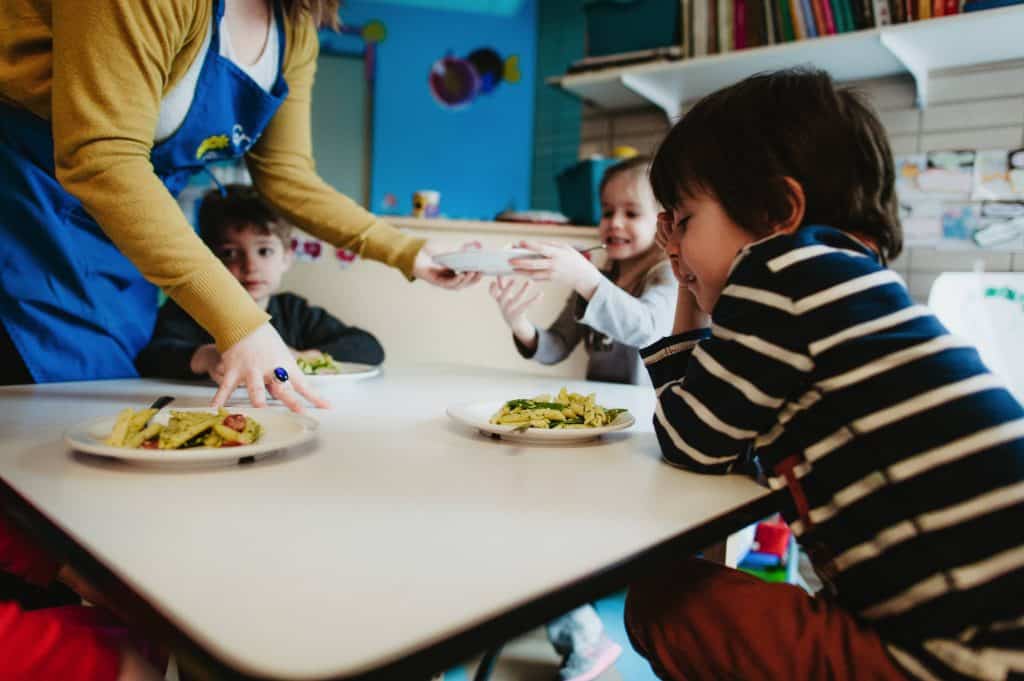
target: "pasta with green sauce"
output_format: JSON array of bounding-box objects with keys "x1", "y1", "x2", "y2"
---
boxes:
[
  {"x1": 295, "y1": 353, "x2": 343, "y2": 375},
  {"x1": 104, "y1": 408, "x2": 262, "y2": 449},
  {"x1": 490, "y1": 387, "x2": 628, "y2": 430}
]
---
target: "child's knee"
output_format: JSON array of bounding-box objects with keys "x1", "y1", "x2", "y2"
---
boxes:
[{"x1": 626, "y1": 557, "x2": 719, "y2": 635}]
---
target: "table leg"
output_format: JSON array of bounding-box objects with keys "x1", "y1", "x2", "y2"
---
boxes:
[{"x1": 473, "y1": 644, "x2": 504, "y2": 681}]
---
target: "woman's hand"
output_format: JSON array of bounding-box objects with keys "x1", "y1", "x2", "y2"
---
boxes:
[
  {"x1": 489, "y1": 276, "x2": 541, "y2": 348},
  {"x1": 412, "y1": 240, "x2": 483, "y2": 290},
  {"x1": 211, "y1": 322, "x2": 330, "y2": 413},
  {"x1": 509, "y1": 241, "x2": 602, "y2": 300}
]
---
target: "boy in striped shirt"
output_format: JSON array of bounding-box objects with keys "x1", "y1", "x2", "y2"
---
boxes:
[{"x1": 625, "y1": 69, "x2": 1023, "y2": 681}]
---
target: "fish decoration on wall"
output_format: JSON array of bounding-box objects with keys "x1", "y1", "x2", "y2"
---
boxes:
[{"x1": 428, "y1": 47, "x2": 521, "y2": 109}]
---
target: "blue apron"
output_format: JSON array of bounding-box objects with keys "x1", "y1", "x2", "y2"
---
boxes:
[{"x1": 0, "y1": 0, "x2": 289, "y2": 382}]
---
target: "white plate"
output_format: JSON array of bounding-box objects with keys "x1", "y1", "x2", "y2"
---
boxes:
[
  {"x1": 64, "y1": 408, "x2": 318, "y2": 464},
  {"x1": 432, "y1": 248, "x2": 545, "y2": 275},
  {"x1": 446, "y1": 401, "x2": 635, "y2": 444},
  {"x1": 301, "y1": 362, "x2": 381, "y2": 384}
]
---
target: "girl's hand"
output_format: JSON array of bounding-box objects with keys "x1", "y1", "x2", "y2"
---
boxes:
[
  {"x1": 489, "y1": 276, "x2": 541, "y2": 348},
  {"x1": 211, "y1": 322, "x2": 330, "y2": 413},
  {"x1": 509, "y1": 241, "x2": 603, "y2": 299},
  {"x1": 413, "y1": 240, "x2": 483, "y2": 290}
]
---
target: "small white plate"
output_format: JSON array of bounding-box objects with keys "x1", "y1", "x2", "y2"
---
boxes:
[
  {"x1": 432, "y1": 248, "x2": 545, "y2": 275},
  {"x1": 446, "y1": 401, "x2": 635, "y2": 444},
  {"x1": 64, "y1": 408, "x2": 318, "y2": 464},
  {"x1": 301, "y1": 362, "x2": 381, "y2": 384}
]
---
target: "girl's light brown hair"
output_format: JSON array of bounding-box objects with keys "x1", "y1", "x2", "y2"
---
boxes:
[{"x1": 282, "y1": 0, "x2": 342, "y2": 30}]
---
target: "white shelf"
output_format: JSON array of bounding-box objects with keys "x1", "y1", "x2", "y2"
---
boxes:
[{"x1": 551, "y1": 5, "x2": 1024, "y2": 118}]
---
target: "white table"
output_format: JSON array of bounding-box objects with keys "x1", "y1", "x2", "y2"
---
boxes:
[{"x1": 0, "y1": 366, "x2": 776, "y2": 680}]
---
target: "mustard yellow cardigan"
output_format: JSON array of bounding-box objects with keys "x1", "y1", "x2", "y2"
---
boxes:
[{"x1": 0, "y1": 0, "x2": 424, "y2": 350}]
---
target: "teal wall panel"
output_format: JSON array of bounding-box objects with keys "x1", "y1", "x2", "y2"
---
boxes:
[{"x1": 530, "y1": 1, "x2": 585, "y2": 212}]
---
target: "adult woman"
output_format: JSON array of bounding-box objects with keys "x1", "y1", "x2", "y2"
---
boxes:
[{"x1": 0, "y1": 0, "x2": 477, "y2": 412}]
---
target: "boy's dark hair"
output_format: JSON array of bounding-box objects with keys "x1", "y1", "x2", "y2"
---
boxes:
[
  {"x1": 650, "y1": 68, "x2": 902, "y2": 261},
  {"x1": 198, "y1": 184, "x2": 293, "y2": 249},
  {"x1": 599, "y1": 155, "x2": 653, "y2": 198}
]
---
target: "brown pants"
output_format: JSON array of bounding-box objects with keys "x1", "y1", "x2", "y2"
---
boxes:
[{"x1": 625, "y1": 557, "x2": 912, "y2": 681}]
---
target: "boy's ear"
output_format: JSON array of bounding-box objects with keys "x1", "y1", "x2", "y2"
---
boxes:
[{"x1": 775, "y1": 177, "x2": 806, "y2": 234}]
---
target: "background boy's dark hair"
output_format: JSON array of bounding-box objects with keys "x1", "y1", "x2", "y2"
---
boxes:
[
  {"x1": 650, "y1": 68, "x2": 902, "y2": 261},
  {"x1": 198, "y1": 183, "x2": 294, "y2": 249},
  {"x1": 599, "y1": 155, "x2": 653, "y2": 198}
]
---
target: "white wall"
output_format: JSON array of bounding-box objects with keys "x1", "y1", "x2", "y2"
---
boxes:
[{"x1": 281, "y1": 222, "x2": 601, "y2": 376}]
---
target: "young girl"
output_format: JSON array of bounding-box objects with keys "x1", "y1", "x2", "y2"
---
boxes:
[
  {"x1": 489, "y1": 156, "x2": 677, "y2": 681},
  {"x1": 492, "y1": 156, "x2": 677, "y2": 385},
  {"x1": 627, "y1": 68, "x2": 1023, "y2": 681}
]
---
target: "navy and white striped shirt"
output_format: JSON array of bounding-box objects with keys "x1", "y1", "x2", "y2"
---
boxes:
[{"x1": 642, "y1": 226, "x2": 1024, "y2": 681}]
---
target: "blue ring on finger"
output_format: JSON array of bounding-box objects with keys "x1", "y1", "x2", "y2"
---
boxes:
[{"x1": 273, "y1": 367, "x2": 290, "y2": 383}]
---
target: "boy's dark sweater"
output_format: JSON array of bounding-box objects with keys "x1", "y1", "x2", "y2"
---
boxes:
[{"x1": 135, "y1": 293, "x2": 384, "y2": 379}]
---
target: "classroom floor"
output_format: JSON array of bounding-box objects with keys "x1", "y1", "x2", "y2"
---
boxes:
[{"x1": 443, "y1": 592, "x2": 658, "y2": 681}]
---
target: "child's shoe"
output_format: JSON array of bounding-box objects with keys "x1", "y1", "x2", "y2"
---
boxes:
[{"x1": 557, "y1": 634, "x2": 622, "y2": 681}]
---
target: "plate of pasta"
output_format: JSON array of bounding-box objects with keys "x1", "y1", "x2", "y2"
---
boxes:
[
  {"x1": 296, "y1": 354, "x2": 381, "y2": 383},
  {"x1": 64, "y1": 407, "x2": 318, "y2": 464},
  {"x1": 446, "y1": 387, "x2": 634, "y2": 443}
]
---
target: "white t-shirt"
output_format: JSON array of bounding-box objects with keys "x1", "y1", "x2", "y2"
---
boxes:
[{"x1": 154, "y1": 12, "x2": 279, "y2": 143}]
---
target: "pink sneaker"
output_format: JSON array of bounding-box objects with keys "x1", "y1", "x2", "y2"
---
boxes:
[{"x1": 558, "y1": 635, "x2": 623, "y2": 681}]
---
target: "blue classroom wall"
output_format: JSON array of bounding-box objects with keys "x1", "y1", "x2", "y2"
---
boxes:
[{"x1": 324, "y1": 0, "x2": 537, "y2": 220}]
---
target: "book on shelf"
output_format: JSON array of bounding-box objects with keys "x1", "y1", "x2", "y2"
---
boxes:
[
  {"x1": 873, "y1": 0, "x2": 892, "y2": 24},
  {"x1": 790, "y1": 0, "x2": 808, "y2": 37},
  {"x1": 680, "y1": 0, "x2": 694, "y2": 60},
  {"x1": 735, "y1": 0, "x2": 748, "y2": 48},
  {"x1": 777, "y1": 0, "x2": 796, "y2": 39},
  {"x1": 708, "y1": 0, "x2": 720, "y2": 51},
  {"x1": 719, "y1": 0, "x2": 734, "y2": 52},
  {"x1": 694, "y1": 0, "x2": 712, "y2": 55}
]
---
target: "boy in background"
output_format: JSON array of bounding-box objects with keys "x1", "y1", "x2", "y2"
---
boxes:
[{"x1": 137, "y1": 184, "x2": 384, "y2": 380}]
